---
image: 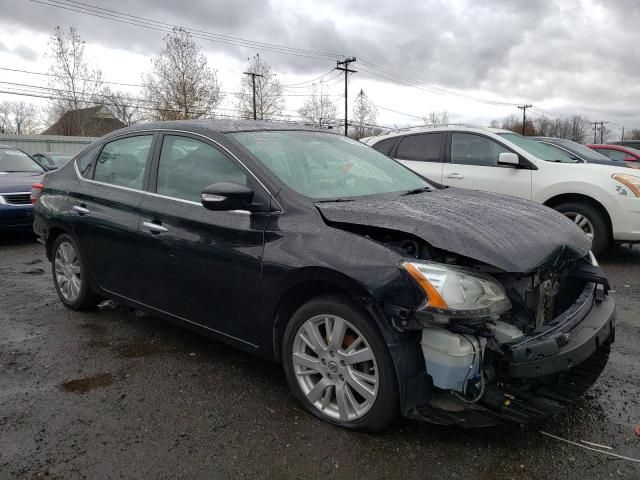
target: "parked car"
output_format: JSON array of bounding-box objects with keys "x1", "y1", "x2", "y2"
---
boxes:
[
  {"x1": 0, "y1": 144, "x2": 45, "y2": 232},
  {"x1": 33, "y1": 120, "x2": 614, "y2": 430},
  {"x1": 587, "y1": 144, "x2": 640, "y2": 163},
  {"x1": 362, "y1": 127, "x2": 640, "y2": 254},
  {"x1": 529, "y1": 136, "x2": 627, "y2": 167},
  {"x1": 32, "y1": 152, "x2": 74, "y2": 170}
]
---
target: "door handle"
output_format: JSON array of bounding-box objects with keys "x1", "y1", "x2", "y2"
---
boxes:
[
  {"x1": 72, "y1": 205, "x2": 90, "y2": 215},
  {"x1": 445, "y1": 173, "x2": 464, "y2": 179},
  {"x1": 143, "y1": 221, "x2": 168, "y2": 234}
]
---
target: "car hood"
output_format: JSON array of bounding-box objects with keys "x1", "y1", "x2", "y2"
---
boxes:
[
  {"x1": 0, "y1": 172, "x2": 43, "y2": 192},
  {"x1": 315, "y1": 188, "x2": 591, "y2": 273}
]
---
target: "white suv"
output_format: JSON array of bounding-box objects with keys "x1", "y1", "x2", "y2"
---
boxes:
[{"x1": 362, "y1": 126, "x2": 640, "y2": 254}]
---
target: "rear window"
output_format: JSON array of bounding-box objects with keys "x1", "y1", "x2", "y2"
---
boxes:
[{"x1": 371, "y1": 138, "x2": 397, "y2": 156}]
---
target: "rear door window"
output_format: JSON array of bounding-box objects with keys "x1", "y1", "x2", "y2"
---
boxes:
[
  {"x1": 76, "y1": 146, "x2": 99, "y2": 178},
  {"x1": 395, "y1": 133, "x2": 445, "y2": 162},
  {"x1": 94, "y1": 136, "x2": 153, "y2": 189},
  {"x1": 371, "y1": 138, "x2": 397, "y2": 156}
]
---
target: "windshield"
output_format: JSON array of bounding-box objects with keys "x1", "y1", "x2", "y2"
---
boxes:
[
  {"x1": 0, "y1": 148, "x2": 43, "y2": 173},
  {"x1": 547, "y1": 138, "x2": 611, "y2": 162},
  {"x1": 498, "y1": 133, "x2": 579, "y2": 163},
  {"x1": 231, "y1": 131, "x2": 432, "y2": 199}
]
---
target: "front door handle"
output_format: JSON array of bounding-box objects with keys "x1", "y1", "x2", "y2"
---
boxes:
[
  {"x1": 445, "y1": 173, "x2": 464, "y2": 179},
  {"x1": 72, "y1": 205, "x2": 90, "y2": 215},
  {"x1": 143, "y1": 221, "x2": 168, "y2": 234}
]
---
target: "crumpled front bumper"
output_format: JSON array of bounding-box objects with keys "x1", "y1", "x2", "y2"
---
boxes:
[{"x1": 505, "y1": 284, "x2": 615, "y2": 378}]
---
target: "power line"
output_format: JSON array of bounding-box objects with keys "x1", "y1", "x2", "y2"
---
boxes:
[{"x1": 29, "y1": 0, "x2": 345, "y2": 61}]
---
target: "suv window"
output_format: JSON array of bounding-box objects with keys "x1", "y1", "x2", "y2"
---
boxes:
[
  {"x1": 94, "y1": 136, "x2": 152, "y2": 188},
  {"x1": 395, "y1": 133, "x2": 444, "y2": 162},
  {"x1": 156, "y1": 135, "x2": 247, "y2": 203},
  {"x1": 76, "y1": 146, "x2": 99, "y2": 178},
  {"x1": 371, "y1": 138, "x2": 397, "y2": 156},
  {"x1": 451, "y1": 133, "x2": 510, "y2": 166}
]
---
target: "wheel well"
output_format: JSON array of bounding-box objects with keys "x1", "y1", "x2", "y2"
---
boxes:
[
  {"x1": 45, "y1": 227, "x2": 67, "y2": 260},
  {"x1": 272, "y1": 280, "x2": 356, "y2": 363},
  {"x1": 543, "y1": 193, "x2": 612, "y2": 238}
]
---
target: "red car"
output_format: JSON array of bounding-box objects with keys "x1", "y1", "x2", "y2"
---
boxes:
[{"x1": 587, "y1": 144, "x2": 640, "y2": 163}]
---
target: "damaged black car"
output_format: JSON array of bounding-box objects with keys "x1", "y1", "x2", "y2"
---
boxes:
[{"x1": 33, "y1": 120, "x2": 615, "y2": 431}]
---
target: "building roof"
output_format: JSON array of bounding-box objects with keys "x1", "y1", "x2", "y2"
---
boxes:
[{"x1": 42, "y1": 106, "x2": 126, "y2": 136}]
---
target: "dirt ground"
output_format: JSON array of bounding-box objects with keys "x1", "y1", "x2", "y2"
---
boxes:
[{"x1": 1, "y1": 233, "x2": 639, "y2": 480}]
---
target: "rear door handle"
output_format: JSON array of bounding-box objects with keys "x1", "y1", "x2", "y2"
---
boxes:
[
  {"x1": 445, "y1": 173, "x2": 464, "y2": 179},
  {"x1": 72, "y1": 205, "x2": 90, "y2": 215},
  {"x1": 143, "y1": 221, "x2": 168, "y2": 234}
]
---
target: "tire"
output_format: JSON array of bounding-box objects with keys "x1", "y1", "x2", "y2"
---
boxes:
[
  {"x1": 51, "y1": 233, "x2": 100, "y2": 310},
  {"x1": 282, "y1": 294, "x2": 399, "y2": 432},
  {"x1": 554, "y1": 202, "x2": 610, "y2": 255}
]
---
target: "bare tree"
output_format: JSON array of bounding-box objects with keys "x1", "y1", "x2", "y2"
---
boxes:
[
  {"x1": 236, "y1": 54, "x2": 284, "y2": 120},
  {"x1": 423, "y1": 110, "x2": 449, "y2": 126},
  {"x1": 627, "y1": 128, "x2": 640, "y2": 140},
  {"x1": 0, "y1": 101, "x2": 41, "y2": 134},
  {"x1": 143, "y1": 28, "x2": 223, "y2": 121},
  {"x1": 350, "y1": 89, "x2": 379, "y2": 139},
  {"x1": 102, "y1": 88, "x2": 145, "y2": 126},
  {"x1": 488, "y1": 119, "x2": 501, "y2": 128},
  {"x1": 46, "y1": 26, "x2": 104, "y2": 134},
  {"x1": 298, "y1": 83, "x2": 337, "y2": 128}
]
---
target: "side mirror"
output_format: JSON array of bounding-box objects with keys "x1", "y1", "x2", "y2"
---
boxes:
[
  {"x1": 498, "y1": 152, "x2": 520, "y2": 167},
  {"x1": 623, "y1": 157, "x2": 637, "y2": 162},
  {"x1": 201, "y1": 182, "x2": 254, "y2": 211},
  {"x1": 44, "y1": 165, "x2": 59, "y2": 171}
]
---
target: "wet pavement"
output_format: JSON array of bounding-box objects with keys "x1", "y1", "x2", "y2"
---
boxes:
[{"x1": 1, "y1": 233, "x2": 639, "y2": 479}]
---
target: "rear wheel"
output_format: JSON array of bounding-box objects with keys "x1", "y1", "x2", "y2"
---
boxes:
[
  {"x1": 51, "y1": 234, "x2": 99, "y2": 310},
  {"x1": 282, "y1": 295, "x2": 399, "y2": 431},
  {"x1": 554, "y1": 202, "x2": 610, "y2": 255}
]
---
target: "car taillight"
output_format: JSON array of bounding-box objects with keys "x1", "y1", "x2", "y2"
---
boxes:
[{"x1": 31, "y1": 182, "x2": 44, "y2": 204}]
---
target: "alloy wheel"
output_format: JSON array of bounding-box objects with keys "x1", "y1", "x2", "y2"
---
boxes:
[
  {"x1": 54, "y1": 241, "x2": 82, "y2": 302},
  {"x1": 563, "y1": 212, "x2": 595, "y2": 240},
  {"x1": 292, "y1": 314, "x2": 379, "y2": 422}
]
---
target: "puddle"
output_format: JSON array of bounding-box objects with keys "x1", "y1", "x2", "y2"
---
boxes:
[{"x1": 62, "y1": 373, "x2": 114, "y2": 393}]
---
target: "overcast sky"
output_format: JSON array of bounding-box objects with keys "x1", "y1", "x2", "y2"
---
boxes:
[{"x1": 0, "y1": 0, "x2": 638, "y2": 134}]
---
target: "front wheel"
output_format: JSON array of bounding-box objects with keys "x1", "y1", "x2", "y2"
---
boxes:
[
  {"x1": 554, "y1": 202, "x2": 610, "y2": 255},
  {"x1": 51, "y1": 234, "x2": 100, "y2": 310},
  {"x1": 282, "y1": 295, "x2": 399, "y2": 432}
]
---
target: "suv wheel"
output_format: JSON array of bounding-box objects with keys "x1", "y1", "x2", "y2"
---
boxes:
[
  {"x1": 52, "y1": 234, "x2": 99, "y2": 310},
  {"x1": 282, "y1": 295, "x2": 399, "y2": 432},
  {"x1": 554, "y1": 202, "x2": 610, "y2": 255}
]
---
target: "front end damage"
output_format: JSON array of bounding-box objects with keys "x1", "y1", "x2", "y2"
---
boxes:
[{"x1": 384, "y1": 243, "x2": 615, "y2": 427}]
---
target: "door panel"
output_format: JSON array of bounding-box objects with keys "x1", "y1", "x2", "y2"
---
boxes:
[
  {"x1": 442, "y1": 132, "x2": 532, "y2": 199},
  {"x1": 69, "y1": 135, "x2": 154, "y2": 297},
  {"x1": 135, "y1": 134, "x2": 267, "y2": 346}
]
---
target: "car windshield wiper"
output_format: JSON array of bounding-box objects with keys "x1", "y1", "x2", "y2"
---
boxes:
[{"x1": 402, "y1": 186, "x2": 432, "y2": 196}]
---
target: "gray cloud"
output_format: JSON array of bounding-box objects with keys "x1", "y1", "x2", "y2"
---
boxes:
[{"x1": 0, "y1": 0, "x2": 638, "y2": 126}]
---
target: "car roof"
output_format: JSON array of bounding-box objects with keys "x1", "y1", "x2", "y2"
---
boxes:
[
  {"x1": 102, "y1": 119, "x2": 328, "y2": 141},
  {"x1": 364, "y1": 124, "x2": 509, "y2": 144}
]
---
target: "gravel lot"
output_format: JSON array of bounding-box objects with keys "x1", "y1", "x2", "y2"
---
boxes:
[{"x1": 1, "y1": 234, "x2": 639, "y2": 480}]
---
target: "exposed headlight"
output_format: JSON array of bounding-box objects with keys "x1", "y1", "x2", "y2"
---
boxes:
[
  {"x1": 613, "y1": 174, "x2": 640, "y2": 197},
  {"x1": 402, "y1": 261, "x2": 511, "y2": 319}
]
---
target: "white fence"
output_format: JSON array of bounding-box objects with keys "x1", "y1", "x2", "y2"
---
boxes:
[{"x1": 0, "y1": 134, "x2": 98, "y2": 155}]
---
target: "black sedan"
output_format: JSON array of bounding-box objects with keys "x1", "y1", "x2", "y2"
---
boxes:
[
  {"x1": 33, "y1": 120, "x2": 615, "y2": 430},
  {"x1": 530, "y1": 136, "x2": 626, "y2": 166}
]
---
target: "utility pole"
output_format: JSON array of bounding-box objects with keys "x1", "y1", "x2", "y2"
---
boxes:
[
  {"x1": 600, "y1": 121, "x2": 609, "y2": 144},
  {"x1": 243, "y1": 71, "x2": 264, "y2": 120},
  {"x1": 592, "y1": 121, "x2": 609, "y2": 143},
  {"x1": 335, "y1": 57, "x2": 357, "y2": 136},
  {"x1": 517, "y1": 105, "x2": 532, "y2": 135},
  {"x1": 621, "y1": 126, "x2": 625, "y2": 141},
  {"x1": 592, "y1": 122, "x2": 599, "y2": 143}
]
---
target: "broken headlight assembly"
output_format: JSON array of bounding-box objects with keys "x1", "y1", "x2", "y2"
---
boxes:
[{"x1": 402, "y1": 261, "x2": 511, "y2": 324}]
